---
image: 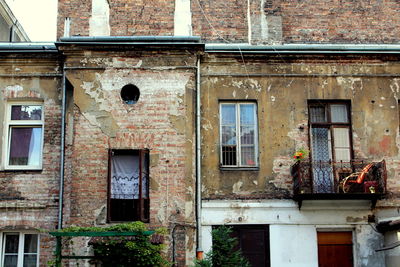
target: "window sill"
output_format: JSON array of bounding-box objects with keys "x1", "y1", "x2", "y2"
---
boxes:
[
  {"x1": 220, "y1": 167, "x2": 259, "y2": 171},
  {"x1": 1, "y1": 168, "x2": 43, "y2": 172}
]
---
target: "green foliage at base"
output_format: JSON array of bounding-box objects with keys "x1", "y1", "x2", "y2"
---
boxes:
[
  {"x1": 194, "y1": 226, "x2": 250, "y2": 267},
  {"x1": 55, "y1": 222, "x2": 170, "y2": 267}
]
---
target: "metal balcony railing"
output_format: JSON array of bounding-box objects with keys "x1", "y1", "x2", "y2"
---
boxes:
[{"x1": 292, "y1": 159, "x2": 387, "y2": 196}]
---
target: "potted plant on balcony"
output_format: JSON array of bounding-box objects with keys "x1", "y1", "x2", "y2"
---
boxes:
[{"x1": 293, "y1": 148, "x2": 309, "y2": 161}]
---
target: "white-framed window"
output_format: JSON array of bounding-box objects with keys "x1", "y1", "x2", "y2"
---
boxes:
[
  {"x1": 4, "y1": 103, "x2": 44, "y2": 170},
  {"x1": 0, "y1": 232, "x2": 40, "y2": 267},
  {"x1": 219, "y1": 102, "x2": 258, "y2": 167}
]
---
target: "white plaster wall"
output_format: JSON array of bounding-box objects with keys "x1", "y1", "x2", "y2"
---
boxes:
[
  {"x1": 89, "y1": 0, "x2": 110, "y2": 36},
  {"x1": 201, "y1": 225, "x2": 213, "y2": 255},
  {"x1": 270, "y1": 225, "x2": 318, "y2": 267},
  {"x1": 355, "y1": 225, "x2": 385, "y2": 267},
  {"x1": 201, "y1": 199, "x2": 385, "y2": 267},
  {"x1": 174, "y1": 0, "x2": 192, "y2": 36},
  {"x1": 384, "y1": 231, "x2": 400, "y2": 267}
]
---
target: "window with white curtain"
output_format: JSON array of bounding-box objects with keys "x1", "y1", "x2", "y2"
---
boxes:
[
  {"x1": 108, "y1": 149, "x2": 149, "y2": 222},
  {"x1": 4, "y1": 103, "x2": 44, "y2": 170},
  {"x1": 220, "y1": 102, "x2": 258, "y2": 167},
  {"x1": 1, "y1": 232, "x2": 39, "y2": 267},
  {"x1": 309, "y1": 101, "x2": 352, "y2": 193}
]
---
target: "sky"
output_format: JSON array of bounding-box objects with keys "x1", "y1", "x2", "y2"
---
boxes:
[{"x1": 6, "y1": 0, "x2": 58, "y2": 41}]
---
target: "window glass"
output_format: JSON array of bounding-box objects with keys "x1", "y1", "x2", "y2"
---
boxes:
[
  {"x1": 331, "y1": 104, "x2": 348, "y2": 123},
  {"x1": 240, "y1": 146, "x2": 256, "y2": 166},
  {"x1": 222, "y1": 126, "x2": 236, "y2": 145},
  {"x1": 11, "y1": 105, "x2": 42, "y2": 120},
  {"x1": 4, "y1": 234, "x2": 19, "y2": 253},
  {"x1": 239, "y1": 104, "x2": 255, "y2": 125},
  {"x1": 23, "y1": 235, "x2": 38, "y2": 253},
  {"x1": 310, "y1": 106, "x2": 327, "y2": 123},
  {"x1": 4, "y1": 234, "x2": 19, "y2": 267},
  {"x1": 221, "y1": 104, "x2": 236, "y2": 125},
  {"x1": 9, "y1": 128, "x2": 42, "y2": 166},
  {"x1": 220, "y1": 103, "x2": 257, "y2": 167}
]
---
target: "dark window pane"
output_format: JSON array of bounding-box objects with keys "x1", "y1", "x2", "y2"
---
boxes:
[
  {"x1": 9, "y1": 127, "x2": 42, "y2": 166},
  {"x1": 4, "y1": 234, "x2": 19, "y2": 253},
  {"x1": 4, "y1": 255, "x2": 18, "y2": 267},
  {"x1": 24, "y1": 235, "x2": 38, "y2": 253},
  {"x1": 222, "y1": 145, "x2": 237, "y2": 166},
  {"x1": 11, "y1": 105, "x2": 42, "y2": 120},
  {"x1": 310, "y1": 106, "x2": 327, "y2": 123},
  {"x1": 23, "y1": 255, "x2": 37, "y2": 267}
]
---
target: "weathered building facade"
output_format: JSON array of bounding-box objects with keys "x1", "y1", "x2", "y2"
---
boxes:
[
  {"x1": 0, "y1": 0, "x2": 399, "y2": 267},
  {"x1": 200, "y1": 46, "x2": 400, "y2": 267},
  {"x1": 0, "y1": 44, "x2": 62, "y2": 266},
  {"x1": 58, "y1": 37, "x2": 202, "y2": 266}
]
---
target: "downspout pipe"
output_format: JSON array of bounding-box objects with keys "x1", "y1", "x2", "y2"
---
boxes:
[
  {"x1": 58, "y1": 68, "x2": 67, "y2": 230},
  {"x1": 196, "y1": 56, "x2": 203, "y2": 259}
]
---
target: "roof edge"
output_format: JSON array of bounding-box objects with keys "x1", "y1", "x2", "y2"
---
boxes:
[{"x1": 59, "y1": 36, "x2": 201, "y2": 44}]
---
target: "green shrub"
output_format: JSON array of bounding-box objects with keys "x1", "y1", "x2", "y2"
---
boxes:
[
  {"x1": 194, "y1": 226, "x2": 250, "y2": 267},
  {"x1": 56, "y1": 222, "x2": 171, "y2": 267}
]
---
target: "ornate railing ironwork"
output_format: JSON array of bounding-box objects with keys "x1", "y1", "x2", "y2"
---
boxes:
[{"x1": 292, "y1": 159, "x2": 387, "y2": 195}]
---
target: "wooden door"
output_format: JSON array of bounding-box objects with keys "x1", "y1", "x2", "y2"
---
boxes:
[{"x1": 318, "y1": 231, "x2": 353, "y2": 267}]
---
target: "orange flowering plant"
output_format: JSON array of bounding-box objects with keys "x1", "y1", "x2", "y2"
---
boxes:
[{"x1": 293, "y1": 148, "x2": 309, "y2": 161}]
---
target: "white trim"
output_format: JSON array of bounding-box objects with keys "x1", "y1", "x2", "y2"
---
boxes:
[
  {"x1": 0, "y1": 231, "x2": 40, "y2": 267},
  {"x1": 3, "y1": 102, "x2": 44, "y2": 170}
]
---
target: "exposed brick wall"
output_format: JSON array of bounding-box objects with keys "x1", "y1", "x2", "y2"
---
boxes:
[
  {"x1": 58, "y1": 0, "x2": 400, "y2": 44},
  {"x1": 60, "y1": 47, "x2": 198, "y2": 265},
  {"x1": 109, "y1": 0, "x2": 175, "y2": 36},
  {"x1": 57, "y1": 0, "x2": 92, "y2": 38},
  {"x1": 0, "y1": 54, "x2": 62, "y2": 266},
  {"x1": 269, "y1": 0, "x2": 400, "y2": 43},
  {"x1": 191, "y1": 0, "x2": 249, "y2": 43}
]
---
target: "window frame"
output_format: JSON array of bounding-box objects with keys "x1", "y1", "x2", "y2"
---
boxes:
[
  {"x1": 0, "y1": 232, "x2": 40, "y2": 267},
  {"x1": 308, "y1": 100, "x2": 354, "y2": 163},
  {"x1": 107, "y1": 149, "x2": 150, "y2": 223},
  {"x1": 3, "y1": 102, "x2": 44, "y2": 170},
  {"x1": 219, "y1": 102, "x2": 258, "y2": 168}
]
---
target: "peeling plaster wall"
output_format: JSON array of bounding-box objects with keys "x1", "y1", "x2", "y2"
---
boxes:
[
  {"x1": 0, "y1": 54, "x2": 62, "y2": 266},
  {"x1": 60, "y1": 46, "x2": 199, "y2": 266},
  {"x1": 201, "y1": 200, "x2": 385, "y2": 267},
  {"x1": 201, "y1": 54, "x2": 400, "y2": 208}
]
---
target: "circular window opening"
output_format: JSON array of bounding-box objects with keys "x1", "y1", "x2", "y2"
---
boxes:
[{"x1": 121, "y1": 84, "x2": 140, "y2": 104}]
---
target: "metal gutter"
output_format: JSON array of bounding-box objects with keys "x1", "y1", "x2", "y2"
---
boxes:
[
  {"x1": 0, "y1": 43, "x2": 57, "y2": 53},
  {"x1": 195, "y1": 57, "x2": 203, "y2": 259},
  {"x1": 205, "y1": 44, "x2": 400, "y2": 54},
  {"x1": 58, "y1": 69, "x2": 67, "y2": 230},
  {"x1": 58, "y1": 36, "x2": 201, "y2": 44}
]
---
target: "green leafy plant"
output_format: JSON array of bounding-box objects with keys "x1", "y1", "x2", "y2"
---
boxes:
[
  {"x1": 53, "y1": 222, "x2": 170, "y2": 267},
  {"x1": 293, "y1": 147, "x2": 309, "y2": 161},
  {"x1": 194, "y1": 225, "x2": 250, "y2": 267}
]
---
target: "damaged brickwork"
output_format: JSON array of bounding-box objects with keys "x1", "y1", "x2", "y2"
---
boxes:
[
  {"x1": 58, "y1": 0, "x2": 400, "y2": 44},
  {"x1": 58, "y1": 43, "x2": 201, "y2": 266},
  {"x1": 0, "y1": 52, "x2": 62, "y2": 266}
]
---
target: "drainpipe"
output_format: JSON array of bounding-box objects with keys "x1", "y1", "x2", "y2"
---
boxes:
[
  {"x1": 58, "y1": 69, "x2": 67, "y2": 230},
  {"x1": 196, "y1": 56, "x2": 203, "y2": 259}
]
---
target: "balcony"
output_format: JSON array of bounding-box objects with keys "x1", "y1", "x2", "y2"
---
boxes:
[{"x1": 292, "y1": 160, "x2": 386, "y2": 208}]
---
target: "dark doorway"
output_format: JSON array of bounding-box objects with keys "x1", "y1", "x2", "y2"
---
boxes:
[
  {"x1": 231, "y1": 225, "x2": 270, "y2": 267},
  {"x1": 318, "y1": 231, "x2": 353, "y2": 267}
]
